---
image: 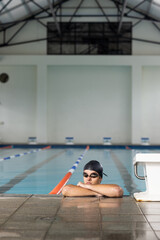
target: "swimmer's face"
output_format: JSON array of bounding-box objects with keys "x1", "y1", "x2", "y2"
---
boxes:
[{"x1": 83, "y1": 170, "x2": 102, "y2": 185}]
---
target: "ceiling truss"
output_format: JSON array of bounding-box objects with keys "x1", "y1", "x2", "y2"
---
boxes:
[{"x1": 0, "y1": 0, "x2": 160, "y2": 49}]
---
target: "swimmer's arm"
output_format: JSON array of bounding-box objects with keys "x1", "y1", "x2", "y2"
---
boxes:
[
  {"x1": 77, "y1": 182, "x2": 123, "y2": 197},
  {"x1": 62, "y1": 184, "x2": 101, "y2": 197}
]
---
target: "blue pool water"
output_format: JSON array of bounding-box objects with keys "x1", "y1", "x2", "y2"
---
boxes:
[{"x1": 0, "y1": 146, "x2": 157, "y2": 195}]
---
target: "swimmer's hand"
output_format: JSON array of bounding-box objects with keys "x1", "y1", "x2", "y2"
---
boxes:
[
  {"x1": 77, "y1": 182, "x2": 86, "y2": 188},
  {"x1": 77, "y1": 182, "x2": 103, "y2": 197}
]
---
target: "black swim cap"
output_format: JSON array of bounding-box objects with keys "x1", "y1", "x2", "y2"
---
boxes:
[{"x1": 83, "y1": 160, "x2": 103, "y2": 178}]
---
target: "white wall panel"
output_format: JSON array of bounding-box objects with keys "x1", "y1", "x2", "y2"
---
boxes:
[
  {"x1": 47, "y1": 66, "x2": 131, "y2": 144},
  {"x1": 0, "y1": 65, "x2": 36, "y2": 143},
  {"x1": 141, "y1": 66, "x2": 160, "y2": 144}
]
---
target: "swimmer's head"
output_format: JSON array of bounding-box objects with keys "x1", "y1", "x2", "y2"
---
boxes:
[{"x1": 83, "y1": 160, "x2": 104, "y2": 178}]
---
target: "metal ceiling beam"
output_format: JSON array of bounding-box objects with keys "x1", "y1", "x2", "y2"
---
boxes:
[
  {"x1": 30, "y1": 0, "x2": 51, "y2": 16},
  {"x1": 0, "y1": 37, "x2": 47, "y2": 47},
  {"x1": 37, "y1": 19, "x2": 60, "y2": 37},
  {"x1": 132, "y1": 19, "x2": 143, "y2": 28},
  {"x1": 125, "y1": 0, "x2": 146, "y2": 15},
  {"x1": 36, "y1": 19, "x2": 48, "y2": 28},
  {"x1": 6, "y1": 21, "x2": 28, "y2": 44},
  {"x1": 124, "y1": 0, "x2": 147, "y2": 29},
  {"x1": 0, "y1": 0, "x2": 160, "y2": 30},
  {"x1": 95, "y1": 0, "x2": 120, "y2": 35},
  {"x1": 1, "y1": 32, "x2": 160, "y2": 48},
  {"x1": 68, "y1": 0, "x2": 84, "y2": 23},
  {"x1": 111, "y1": 0, "x2": 121, "y2": 22},
  {"x1": 95, "y1": 0, "x2": 111, "y2": 23},
  {"x1": 124, "y1": 35, "x2": 160, "y2": 45},
  {"x1": 144, "y1": 0, "x2": 154, "y2": 22},
  {"x1": 1, "y1": 12, "x2": 160, "y2": 26},
  {"x1": 21, "y1": 0, "x2": 32, "y2": 16},
  {"x1": 0, "y1": 0, "x2": 67, "y2": 30},
  {"x1": 0, "y1": 0, "x2": 13, "y2": 14},
  {"x1": 113, "y1": 0, "x2": 160, "y2": 22},
  {"x1": 1, "y1": 12, "x2": 160, "y2": 32},
  {"x1": 152, "y1": 21, "x2": 160, "y2": 32},
  {"x1": 147, "y1": 0, "x2": 154, "y2": 14},
  {"x1": 117, "y1": 0, "x2": 128, "y2": 34},
  {"x1": 47, "y1": 0, "x2": 61, "y2": 35},
  {"x1": 0, "y1": 0, "x2": 30, "y2": 14}
]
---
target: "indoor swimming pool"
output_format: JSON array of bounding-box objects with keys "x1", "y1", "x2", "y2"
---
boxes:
[{"x1": 0, "y1": 145, "x2": 155, "y2": 195}]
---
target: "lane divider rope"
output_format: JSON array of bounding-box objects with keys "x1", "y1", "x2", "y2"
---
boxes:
[
  {"x1": 49, "y1": 145, "x2": 90, "y2": 195},
  {"x1": 0, "y1": 145, "x2": 51, "y2": 161}
]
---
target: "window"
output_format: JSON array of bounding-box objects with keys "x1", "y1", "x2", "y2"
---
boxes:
[{"x1": 47, "y1": 22, "x2": 132, "y2": 55}]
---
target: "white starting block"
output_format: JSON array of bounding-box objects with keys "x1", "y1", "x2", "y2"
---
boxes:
[
  {"x1": 65, "y1": 137, "x2": 74, "y2": 145},
  {"x1": 103, "y1": 137, "x2": 112, "y2": 145},
  {"x1": 28, "y1": 137, "x2": 37, "y2": 145},
  {"x1": 141, "y1": 137, "x2": 150, "y2": 145},
  {"x1": 133, "y1": 153, "x2": 160, "y2": 201}
]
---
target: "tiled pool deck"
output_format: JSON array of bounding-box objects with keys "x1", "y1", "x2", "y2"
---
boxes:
[{"x1": 0, "y1": 195, "x2": 160, "y2": 239}]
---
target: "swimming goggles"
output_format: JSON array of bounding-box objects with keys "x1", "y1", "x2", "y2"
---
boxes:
[{"x1": 83, "y1": 172, "x2": 99, "y2": 178}]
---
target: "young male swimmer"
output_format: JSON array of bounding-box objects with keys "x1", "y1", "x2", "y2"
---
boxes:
[{"x1": 62, "y1": 160, "x2": 123, "y2": 197}]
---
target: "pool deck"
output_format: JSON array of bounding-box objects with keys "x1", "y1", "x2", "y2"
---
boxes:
[{"x1": 0, "y1": 195, "x2": 160, "y2": 240}]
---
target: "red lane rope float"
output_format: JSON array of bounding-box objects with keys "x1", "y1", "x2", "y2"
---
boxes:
[
  {"x1": 49, "y1": 145, "x2": 90, "y2": 195},
  {"x1": 42, "y1": 146, "x2": 51, "y2": 150},
  {"x1": 125, "y1": 146, "x2": 131, "y2": 150},
  {"x1": 0, "y1": 145, "x2": 12, "y2": 150}
]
